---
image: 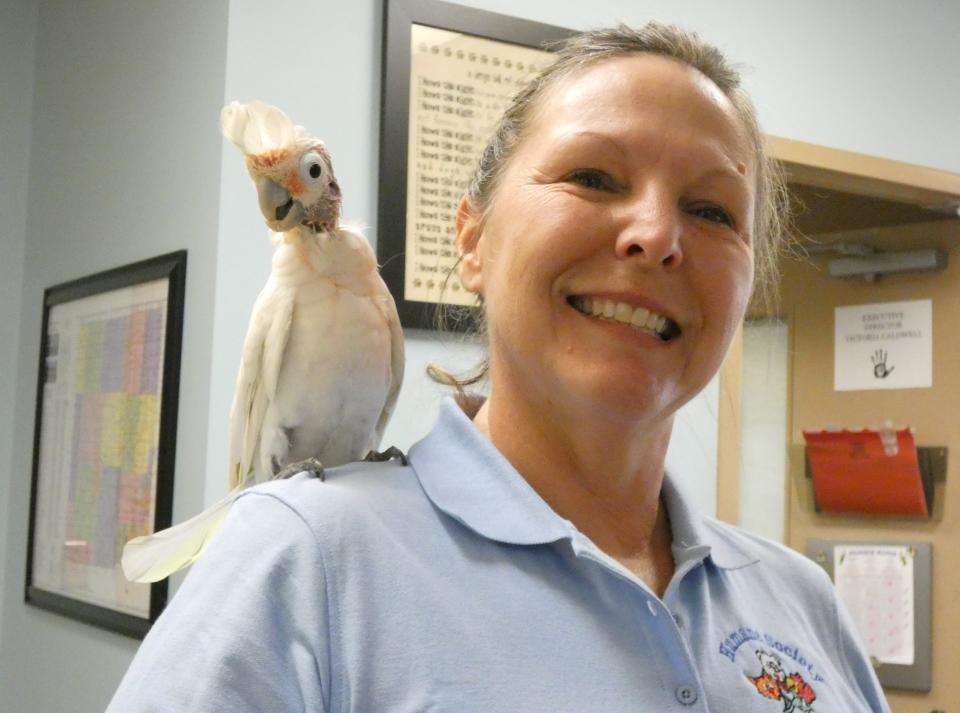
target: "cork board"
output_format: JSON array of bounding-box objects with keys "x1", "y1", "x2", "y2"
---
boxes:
[{"x1": 780, "y1": 219, "x2": 959, "y2": 712}]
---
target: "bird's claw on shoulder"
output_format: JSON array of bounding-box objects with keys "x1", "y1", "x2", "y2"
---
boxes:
[
  {"x1": 363, "y1": 446, "x2": 408, "y2": 466},
  {"x1": 273, "y1": 457, "x2": 326, "y2": 481}
]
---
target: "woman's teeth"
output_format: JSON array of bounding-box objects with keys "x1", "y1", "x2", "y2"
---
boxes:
[{"x1": 569, "y1": 296, "x2": 677, "y2": 340}]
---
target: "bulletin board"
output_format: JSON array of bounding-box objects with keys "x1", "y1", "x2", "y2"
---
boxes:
[{"x1": 805, "y1": 539, "x2": 932, "y2": 691}]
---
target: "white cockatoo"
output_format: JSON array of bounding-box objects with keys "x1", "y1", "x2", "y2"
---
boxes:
[{"x1": 121, "y1": 101, "x2": 404, "y2": 583}]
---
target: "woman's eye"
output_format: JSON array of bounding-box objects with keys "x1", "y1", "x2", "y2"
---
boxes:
[
  {"x1": 568, "y1": 169, "x2": 613, "y2": 191},
  {"x1": 690, "y1": 204, "x2": 734, "y2": 227}
]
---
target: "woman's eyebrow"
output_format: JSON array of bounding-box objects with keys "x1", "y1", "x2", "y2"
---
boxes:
[
  {"x1": 686, "y1": 146, "x2": 752, "y2": 187},
  {"x1": 552, "y1": 129, "x2": 626, "y2": 153},
  {"x1": 694, "y1": 163, "x2": 752, "y2": 193}
]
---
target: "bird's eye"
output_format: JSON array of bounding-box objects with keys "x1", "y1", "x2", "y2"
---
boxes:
[{"x1": 299, "y1": 151, "x2": 325, "y2": 183}]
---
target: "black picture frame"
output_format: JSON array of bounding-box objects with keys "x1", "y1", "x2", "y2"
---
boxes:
[
  {"x1": 25, "y1": 250, "x2": 186, "y2": 639},
  {"x1": 377, "y1": 0, "x2": 572, "y2": 330}
]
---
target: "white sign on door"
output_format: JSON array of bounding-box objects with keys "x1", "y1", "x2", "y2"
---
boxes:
[{"x1": 834, "y1": 300, "x2": 932, "y2": 391}]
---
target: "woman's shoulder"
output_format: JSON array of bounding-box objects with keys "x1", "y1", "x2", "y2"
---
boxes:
[
  {"x1": 234, "y1": 457, "x2": 435, "y2": 547},
  {"x1": 700, "y1": 516, "x2": 834, "y2": 594}
]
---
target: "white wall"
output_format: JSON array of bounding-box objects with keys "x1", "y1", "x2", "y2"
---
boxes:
[
  {"x1": 2, "y1": 0, "x2": 959, "y2": 711},
  {"x1": 0, "y1": 0, "x2": 38, "y2": 661},
  {"x1": 0, "y1": 1, "x2": 229, "y2": 711},
  {"x1": 452, "y1": 0, "x2": 960, "y2": 173}
]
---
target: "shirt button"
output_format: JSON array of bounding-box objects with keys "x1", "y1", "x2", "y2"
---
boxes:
[
  {"x1": 646, "y1": 599, "x2": 658, "y2": 616},
  {"x1": 675, "y1": 685, "x2": 698, "y2": 706},
  {"x1": 672, "y1": 612, "x2": 683, "y2": 628}
]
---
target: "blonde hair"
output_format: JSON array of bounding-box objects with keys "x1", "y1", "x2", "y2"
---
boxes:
[{"x1": 430, "y1": 22, "x2": 791, "y2": 392}]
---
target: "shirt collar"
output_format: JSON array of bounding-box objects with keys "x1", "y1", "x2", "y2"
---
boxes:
[
  {"x1": 409, "y1": 397, "x2": 760, "y2": 570},
  {"x1": 661, "y1": 472, "x2": 760, "y2": 570},
  {"x1": 408, "y1": 397, "x2": 570, "y2": 545}
]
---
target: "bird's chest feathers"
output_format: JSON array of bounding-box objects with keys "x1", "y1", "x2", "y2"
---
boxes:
[
  {"x1": 277, "y1": 294, "x2": 392, "y2": 430},
  {"x1": 269, "y1": 227, "x2": 376, "y2": 295},
  {"x1": 266, "y1": 233, "x2": 391, "y2": 381}
]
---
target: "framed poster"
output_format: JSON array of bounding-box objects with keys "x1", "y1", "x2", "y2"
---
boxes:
[
  {"x1": 25, "y1": 250, "x2": 186, "y2": 638},
  {"x1": 377, "y1": 0, "x2": 572, "y2": 329}
]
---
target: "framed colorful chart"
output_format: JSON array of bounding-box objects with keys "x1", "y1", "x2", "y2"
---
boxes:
[
  {"x1": 25, "y1": 250, "x2": 186, "y2": 638},
  {"x1": 377, "y1": 0, "x2": 573, "y2": 329}
]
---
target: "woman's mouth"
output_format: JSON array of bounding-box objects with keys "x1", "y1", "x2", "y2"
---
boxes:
[{"x1": 567, "y1": 295, "x2": 682, "y2": 341}]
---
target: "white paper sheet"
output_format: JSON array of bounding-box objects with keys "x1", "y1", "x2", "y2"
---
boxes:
[
  {"x1": 834, "y1": 300, "x2": 932, "y2": 391},
  {"x1": 834, "y1": 545, "x2": 915, "y2": 665},
  {"x1": 404, "y1": 24, "x2": 552, "y2": 306}
]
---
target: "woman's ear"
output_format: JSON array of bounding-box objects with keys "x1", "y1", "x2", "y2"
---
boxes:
[{"x1": 455, "y1": 195, "x2": 484, "y2": 296}]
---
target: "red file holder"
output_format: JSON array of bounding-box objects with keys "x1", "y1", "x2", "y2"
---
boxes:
[{"x1": 802, "y1": 428, "x2": 933, "y2": 518}]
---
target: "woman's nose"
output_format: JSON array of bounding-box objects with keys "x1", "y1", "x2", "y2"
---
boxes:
[{"x1": 614, "y1": 193, "x2": 683, "y2": 269}]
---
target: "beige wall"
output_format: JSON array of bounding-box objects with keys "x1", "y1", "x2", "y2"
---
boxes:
[{"x1": 781, "y1": 220, "x2": 959, "y2": 713}]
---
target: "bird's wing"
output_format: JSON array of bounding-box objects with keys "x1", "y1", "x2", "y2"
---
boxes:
[
  {"x1": 372, "y1": 283, "x2": 405, "y2": 446},
  {"x1": 227, "y1": 288, "x2": 295, "y2": 488},
  {"x1": 121, "y1": 480, "x2": 249, "y2": 583}
]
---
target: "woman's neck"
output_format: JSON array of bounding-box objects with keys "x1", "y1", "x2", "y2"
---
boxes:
[{"x1": 471, "y1": 390, "x2": 676, "y2": 596}]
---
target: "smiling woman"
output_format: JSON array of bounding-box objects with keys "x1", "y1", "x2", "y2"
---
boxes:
[
  {"x1": 106, "y1": 22, "x2": 890, "y2": 713},
  {"x1": 457, "y1": 54, "x2": 756, "y2": 441}
]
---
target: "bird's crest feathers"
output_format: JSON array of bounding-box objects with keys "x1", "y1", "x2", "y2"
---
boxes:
[{"x1": 220, "y1": 100, "x2": 313, "y2": 155}]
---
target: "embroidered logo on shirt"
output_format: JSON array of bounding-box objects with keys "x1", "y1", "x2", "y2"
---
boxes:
[
  {"x1": 747, "y1": 649, "x2": 817, "y2": 712},
  {"x1": 719, "y1": 627, "x2": 823, "y2": 713}
]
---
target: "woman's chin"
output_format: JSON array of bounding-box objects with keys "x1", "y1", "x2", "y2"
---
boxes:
[{"x1": 550, "y1": 369, "x2": 680, "y2": 428}]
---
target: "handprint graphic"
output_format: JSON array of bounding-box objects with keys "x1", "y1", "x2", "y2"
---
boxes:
[{"x1": 871, "y1": 349, "x2": 894, "y2": 379}]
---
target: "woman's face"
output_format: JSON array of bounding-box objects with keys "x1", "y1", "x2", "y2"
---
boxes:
[{"x1": 457, "y1": 54, "x2": 756, "y2": 425}]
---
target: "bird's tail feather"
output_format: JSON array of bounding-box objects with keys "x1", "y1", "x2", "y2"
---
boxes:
[{"x1": 120, "y1": 485, "x2": 245, "y2": 584}]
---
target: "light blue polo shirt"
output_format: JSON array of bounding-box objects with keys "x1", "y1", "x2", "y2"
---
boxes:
[{"x1": 107, "y1": 398, "x2": 889, "y2": 712}]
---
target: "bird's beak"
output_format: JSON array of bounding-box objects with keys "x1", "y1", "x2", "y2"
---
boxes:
[{"x1": 256, "y1": 176, "x2": 303, "y2": 232}]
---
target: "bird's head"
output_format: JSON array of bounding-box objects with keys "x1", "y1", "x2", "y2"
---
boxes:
[{"x1": 221, "y1": 101, "x2": 342, "y2": 233}]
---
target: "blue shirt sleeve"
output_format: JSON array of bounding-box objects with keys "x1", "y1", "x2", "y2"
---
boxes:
[{"x1": 106, "y1": 490, "x2": 332, "y2": 713}]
